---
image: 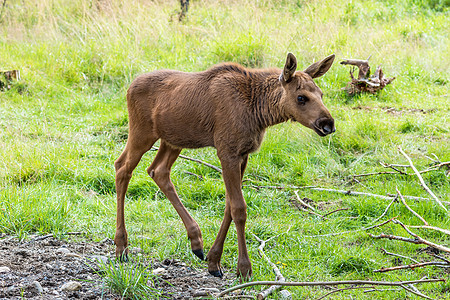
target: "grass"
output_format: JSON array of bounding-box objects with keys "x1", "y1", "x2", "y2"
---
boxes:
[{"x1": 0, "y1": 0, "x2": 449, "y2": 298}]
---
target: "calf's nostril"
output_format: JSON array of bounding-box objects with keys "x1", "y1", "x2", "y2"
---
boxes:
[{"x1": 323, "y1": 124, "x2": 332, "y2": 134}]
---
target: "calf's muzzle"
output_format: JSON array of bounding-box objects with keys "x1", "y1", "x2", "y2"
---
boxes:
[{"x1": 313, "y1": 117, "x2": 336, "y2": 136}]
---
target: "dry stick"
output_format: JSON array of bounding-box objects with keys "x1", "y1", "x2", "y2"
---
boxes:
[
  {"x1": 217, "y1": 279, "x2": 444, "y2": 298},
  {"x1": 429, "y1": 253, "x2": 450, "y2": 264},
  {"x1": 400, "y1": 284, "x2": 433, "y2": 300},
  {"x1": 303, "y1": 216, "x2": 397, "y2": 238},
  {"x1": 252, "y1": 234, "x2": 289, "y2": 300},
  {"x1": 321, "y1": 208, "x2": 350, "y2": 218},
  {"x1": 408, "y1": 225, "x2": 450, "y2": 236},
  {"x1": 396, "y1": 188, "x2": 428, "y2": 225},
  {"x1": 151, "y1": 147, "x2": 222, "y2": 173},
  {"x1": 374, "y1": 261, "x2": 450, "y2": 273},
  {"x1": 369, "y1": 233, "x2": 423, "y2": 244},
  {"x1": 381, "y1": 162, "x2": 410, "y2": 175},
  {"x1": 244, "y1": 184, "x2": 443, "y2": 204},
  {"x1": 381, "y1": 248, "x2": 419, "y2": 263},
  {"x1": 316, "y1": 286, "x2": 376, "y2": 300},
  {"x1": 293, "y1": 190, "x2": 316, "y2": 211},
  {"x1": 398, "y1": 147, "x2": 448, "y2": 211},
  {"x1": 364, "y1": 288, "x2": 402, "y2": 293},
  {"x1": 393, "y1": 220, "x2": 450, "y2": 253}
]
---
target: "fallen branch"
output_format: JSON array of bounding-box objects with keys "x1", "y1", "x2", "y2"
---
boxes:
[
  {"x1": 252, "y1": 234, "x2": 290, "y2": 300},
  {"x1": 407, "y1": 225, "x2": 450, "y2": 236},
  {"x1": 293, "y1": 191, "x2": 316, "y2": 211},
  {"x1": 321, "y1": 208, "x2": 350, "y2": 218},
  {"x1": 393, "y1": 220, "x2": 450, "y2": 253},
  {"x1": 400, "y1": 284, "x2": 433, "y2": 300},
  {"x1": 316, "y1": 286, "x2": 375, "y2": 300},
  {"x1": 374, "y1": 261, "x2": 449, "y2": 273},
  {"x1": 396, "y1": 188, "x2": 428, "y2": 225},
  {"x1": 304, "y1": 217, "x2": 397, "y2": 238},
  {"x1": 398, "y1": 147, "x2": 447, "y2": 211},
  {"x1": 217, "y1": 279, "x2": 444, "y2": 298},
  {"x1": 381, "y1": 248, "x2": 419, "y2": 264},
  {"x1": 244, "y1": 183, "x2": 438, "y2": 203},
  {"x1": 369, "y1": 233, "x2": 423, "y2": 244},
  {"x1": 151, "y1": 147, "x2": 222, "y2": 173}
]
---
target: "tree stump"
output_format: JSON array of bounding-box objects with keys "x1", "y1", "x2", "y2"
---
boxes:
[
  {"x1": 340, "y1": 57, "x2": 395, "y2": 95},
  {"x1": 0, "y1": 69, "x2": 20, "y2": 91}
]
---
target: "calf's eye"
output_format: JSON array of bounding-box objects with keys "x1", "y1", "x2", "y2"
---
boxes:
[{"x1": 297, "y1": 96, "x2": 307, "y2": 105}]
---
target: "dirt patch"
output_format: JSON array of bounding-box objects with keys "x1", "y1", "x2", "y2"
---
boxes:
[{"x1": 0, "y1": 235, "x2": 236, "y2": 299}]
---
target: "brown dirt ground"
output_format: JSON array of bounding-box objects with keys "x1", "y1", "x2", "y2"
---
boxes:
[{"x1": 0, "y1": 235, "x2": 237, "y2": 299}]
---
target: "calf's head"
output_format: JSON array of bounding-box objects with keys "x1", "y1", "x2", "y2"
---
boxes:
[{"x1": 280, "y1": 53, "x2": 336, "y2": 136}]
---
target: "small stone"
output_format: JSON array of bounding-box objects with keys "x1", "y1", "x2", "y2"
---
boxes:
[
  {"x1": 65, "y1": 252, "x2": 82, "y2": 258},
  {"x1": 0, "y1": 266, "x2": 11, "y2": 273},
  {"x1": 61, "y1": 281, "x2": 82, "y2": 292},
  {"x1": 6, "y1": 286, "x2": 15, "y2": 293},
  {"x1": 193, "y1": 287, "x2": 220, "y2": 297},
  {"x1": 60, "y1": 265, "x2": 67, "y2": 271},
  {"x1": 91, "y1": 255, "x2": 109, "y2": 265},
  {"x1": 152, "y1": 267, "x2": 167, "y2": 275},
  {"x1": 45, "y1": 263, "x2": 53, "y2": 269},
  {"x1": 280, "y1": 290, "x2": 292, "y2": 299},
  {"x1": 56, "y1": 247, "x2": 70, "y2": 254},
  {"x1": 31, "y1": 281, "x2": 43, "y2": 294},
  {"x1": 86, "y1": 275, "x2": 93, "y2": 281},
  {"x1": 129, "y1": 247, "x2": 143, "y2": 254}
]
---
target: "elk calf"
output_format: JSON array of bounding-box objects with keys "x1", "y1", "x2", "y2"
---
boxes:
[{"x1": 114, "y1": 53, "x2": 335, "y2": 279}]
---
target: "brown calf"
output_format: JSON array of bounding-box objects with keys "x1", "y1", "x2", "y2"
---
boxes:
[{"x1": 114, "y1": 53, "x2": 336, "y2": 279}]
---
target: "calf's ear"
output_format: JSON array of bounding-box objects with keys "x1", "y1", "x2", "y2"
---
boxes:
[
  {"x1": 281, "y1": 53, "x2": 297, "y2": 82},
  {"x1": 304, "y1": 54, "x2": 335, "y2": 78}
]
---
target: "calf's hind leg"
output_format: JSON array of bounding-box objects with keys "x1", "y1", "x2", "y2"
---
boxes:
[
  {"x1": 147, "y1": 141, "x2": 205, "y2": 260},
  {"x1": 114, "y1": 136, "x2": 157, "y2": 260}
]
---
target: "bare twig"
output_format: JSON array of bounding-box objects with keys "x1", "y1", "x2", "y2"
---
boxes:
[
  {"x1": 428, "y1": 253, "x2": 450, "y2": 264},
  {"x1": 372, "y1": 196, "x2": 398, "y2": 224},
  {"x1": 304, "y1": 217, "x2": 397, "y2": 238},
  {"x1": 369, "y1": 233, "x2": 423, "y2": 244},
  {"x1": 374, "y1": 261, "x2": 449, "y2": 273},
  {"x1": 252, "y1": 234, "x2": 290, "y2": 300},
  {"x1": 393, "y1": 220, "x2": 450, "y2": 253},
  {"x1": 381, "y1": 248, "x2": 419, "y2": 263},
  {"x1": 217, "y1": 279, "x2": 444, "y2": 298},
  {"x1": 352, "y1": 171, "x2": 403, "y2": 178},
  {"x1": 293, "y1": 191, "x2": 316, "y2": 211},
  {"x1": 316, "y1": 286, "x2": 375, "y2": 300},
  {"x1": 396, "y1": 188, "x2": 428, "y2": 225},
  {"x1": 244, "y1": 184, "x2": 442, "y2": 204},
  {"x1": 408, "y1": 225, "x2": 450, "y2": 236},
  {"x1": 400, "y1": 284, "x2": 433, "y2": 300},
  {"x1": 289, "y1": 195, "x2": 323, "y2": 218},
  {"x1": 398, "y1": 147, "x2": 447, "y2": 211},
  {"x1": 364, "y1": 288, "x2": 402, "y2": 293},
  {"x1": 321, "y1": 208, "x2": 350, "y2": 218},
  {"x1": 151, "y1": 147, "x2": 222, "y2": 173}
]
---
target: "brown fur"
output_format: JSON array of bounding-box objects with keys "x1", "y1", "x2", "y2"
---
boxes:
[{"x1": 114, "y1": 53, "x2": 336, "y2": 279}]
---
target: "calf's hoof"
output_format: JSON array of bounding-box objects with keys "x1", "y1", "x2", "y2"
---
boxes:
[
  {"x1": 208, "y1": 269, "x2": 223, "y2": 278},
  {"x1": 115, "y1": 246, "x2": 129, "y2": 262},
  {"x1": 237, "y1": 265, "x2": 252, "y2": 281},
  {"x1": 192, "y1": 249, "x2": 205, "y2": 261}
]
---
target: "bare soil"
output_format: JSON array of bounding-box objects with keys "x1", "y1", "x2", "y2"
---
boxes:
[{"x1": 0, "y1": 235, "x2": 235, "y2": 299}]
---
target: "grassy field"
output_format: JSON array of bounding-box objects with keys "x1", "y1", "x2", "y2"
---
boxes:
[{"x1": 1, "y1": 0, "x2": 449, "y2": 298}]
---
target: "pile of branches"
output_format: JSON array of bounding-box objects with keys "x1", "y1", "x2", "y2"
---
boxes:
[
  {"x1": 341, "y1": 56, "x2": 395, "y2": 95},
  {"x1": 179, "y1": 146, "x2": 448, "y2": 299}
]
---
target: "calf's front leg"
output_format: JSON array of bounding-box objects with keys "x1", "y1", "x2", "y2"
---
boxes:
[{"x1": 218, "y1": 154, "x2": 252, "y2": 280}]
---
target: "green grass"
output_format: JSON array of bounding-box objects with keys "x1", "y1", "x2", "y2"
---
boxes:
[{"x1": 1, "y1": 0, "x2": 449, "y2": 298}]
